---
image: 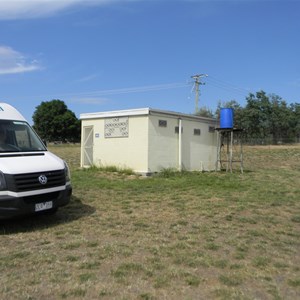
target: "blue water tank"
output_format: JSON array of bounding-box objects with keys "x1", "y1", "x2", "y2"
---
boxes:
[{"x1": 220, "y1": 108, "x2": 234, "y2": 128}]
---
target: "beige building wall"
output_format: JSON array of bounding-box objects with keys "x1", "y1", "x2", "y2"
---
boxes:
[
  {"x1": 81, "y1": 115, "x2": 149, "y2": 173},
  {"x1": 180, "y1": 119, "x2": 217, "y2": 171},
  {"x1": 147, "y1": 114, "x2": 217, "y2": 172},
  {"x1": 81, "y1": 108, "x2": 218, "y2": 173},
  {"x1": 148, "y1": 115, "x2": 180, "y2": 172}
]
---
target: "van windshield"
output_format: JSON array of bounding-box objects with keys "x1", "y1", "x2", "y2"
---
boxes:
[{"x1": 0, "y1": 120, "x2": 47, "y2": 153}]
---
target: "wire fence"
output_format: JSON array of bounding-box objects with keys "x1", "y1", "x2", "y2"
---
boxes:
[
  {"x1": 241, "y1": 136, "x2": 300, "y2": 146},
  {"x1": 217, "y1": 135, "x2": 300, "y2": 173}
]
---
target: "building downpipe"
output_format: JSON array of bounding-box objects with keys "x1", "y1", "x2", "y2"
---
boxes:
[{"x1": 178, "y1": 118, "x2": 182, "y2": 171}]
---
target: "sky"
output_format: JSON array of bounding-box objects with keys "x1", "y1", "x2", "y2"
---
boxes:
[{"x1": 0, "y1": 0, "x2": 299, "y2": 123}]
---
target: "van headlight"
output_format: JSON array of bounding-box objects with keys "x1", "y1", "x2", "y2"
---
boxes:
[
  {"x1": 0, "y1": 171, "x2": 7, "y2": 190},
  {"x1": 64, "y1": 161, "x2": 71, "y2": 182}
]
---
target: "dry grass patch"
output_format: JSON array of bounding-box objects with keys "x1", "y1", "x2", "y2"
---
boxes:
[{"x1": 0, "y1": 144, "x2": 299, "y2": 299}]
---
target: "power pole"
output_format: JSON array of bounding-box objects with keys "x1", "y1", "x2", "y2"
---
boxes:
[{"x1": 191, "y1": 74, "x2": 208, "y2": 113}]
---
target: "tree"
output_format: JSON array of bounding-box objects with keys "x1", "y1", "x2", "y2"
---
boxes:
[
  {"x1": 268, "y1": 94, "x2": 292, "y2": 143},
  {"x1": 214, "y1": 91, "x2": 300, "y2": 144},
  {"x1": 289, "y1": 103, "x2": 300, "y2": 142},
  {"x1": 195, "y1": 106, "x2": 214, "y2": 118},
  {"x1": 32, "y1": 100, "x2": 80, "y2": 142},
  {"x1": 242, "y1": 91, "x2": 296, "y2": 143},
  {"x1": 243, "y1": 91, "x2": 272, "y2": 139}
]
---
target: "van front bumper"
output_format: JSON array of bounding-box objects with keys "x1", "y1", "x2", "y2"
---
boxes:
[{"x1": 0, "y1": 185, "x2": 72, "y2": 219}]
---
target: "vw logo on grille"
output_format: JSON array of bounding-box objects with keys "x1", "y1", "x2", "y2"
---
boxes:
[{"x1": 38, "y1": 174, "x2": 48, "y2": 185}]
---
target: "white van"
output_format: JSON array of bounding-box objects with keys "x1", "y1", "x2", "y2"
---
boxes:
[{"x1": 0, "y1": 103, "x2": 72, "y2": 219}]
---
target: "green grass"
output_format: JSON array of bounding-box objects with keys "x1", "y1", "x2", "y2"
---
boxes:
[{"x1": 0, "y1": 144, "x2": 299, "y2": 299}]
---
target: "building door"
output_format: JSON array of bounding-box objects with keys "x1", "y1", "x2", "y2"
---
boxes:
[{"x1": 83, "y1": 126, "x2": 94, "y2": 166}]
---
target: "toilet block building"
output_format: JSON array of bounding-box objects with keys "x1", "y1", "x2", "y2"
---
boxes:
[{"x1": 80, "y1": 108, "x2": 217, "y2": 174}]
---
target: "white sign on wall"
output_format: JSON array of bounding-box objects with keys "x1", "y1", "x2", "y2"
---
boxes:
[{"x1": 104, "y1": 117, "x2": 129, "y2": 138}]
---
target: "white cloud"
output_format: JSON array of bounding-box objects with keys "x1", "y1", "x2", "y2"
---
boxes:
[
  {"x1": 0, "y1": 0, "x2": 133, "y2": 20},
  {"x1": 0, "y1": 0, "x2": 82, "y2": 20},
  {"x1": 0, "y1": 46, "x2": 42, "y2": 75}
]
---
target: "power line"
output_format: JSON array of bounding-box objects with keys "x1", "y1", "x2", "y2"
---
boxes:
[
  {"x1": 205, "y1": 75, "x2": 252, "y2": 98},
  {"x1": 80, "y1": 82, "x2": 189, "y2": 96},
  {"x1": 28, "y1": 82, "x2": 190, "y2": 100}
]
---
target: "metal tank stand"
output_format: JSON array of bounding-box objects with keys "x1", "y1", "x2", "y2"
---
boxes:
[{"x1": 215, "y1": 128, "x2": 244, "y2": 173}]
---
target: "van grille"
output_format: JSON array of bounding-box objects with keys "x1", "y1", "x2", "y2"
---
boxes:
[{"x1": 6, "y1": 170, "x2": 66, "y2": 192}]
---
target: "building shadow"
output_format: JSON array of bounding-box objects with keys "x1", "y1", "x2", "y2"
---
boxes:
[{"x1": 0, "y1": 196, "x2": 95, "y2": 235}]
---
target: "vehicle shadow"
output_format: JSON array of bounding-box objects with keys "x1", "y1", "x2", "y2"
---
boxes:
[{"x1": 0, "y1": 196, "x2": 95, "y2": 235}]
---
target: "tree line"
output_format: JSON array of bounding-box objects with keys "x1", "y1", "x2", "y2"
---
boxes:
[
  {"x1": 197, "y1": 90, "x2": 300, "y2": 144},
  {"x1": 32, "y1": 92, "x2": 300, "y2": 144}
]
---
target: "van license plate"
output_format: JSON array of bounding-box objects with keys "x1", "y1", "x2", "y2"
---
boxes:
[{"x1": 35, "y1": 201, "x2": 53, "y2": 212}]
